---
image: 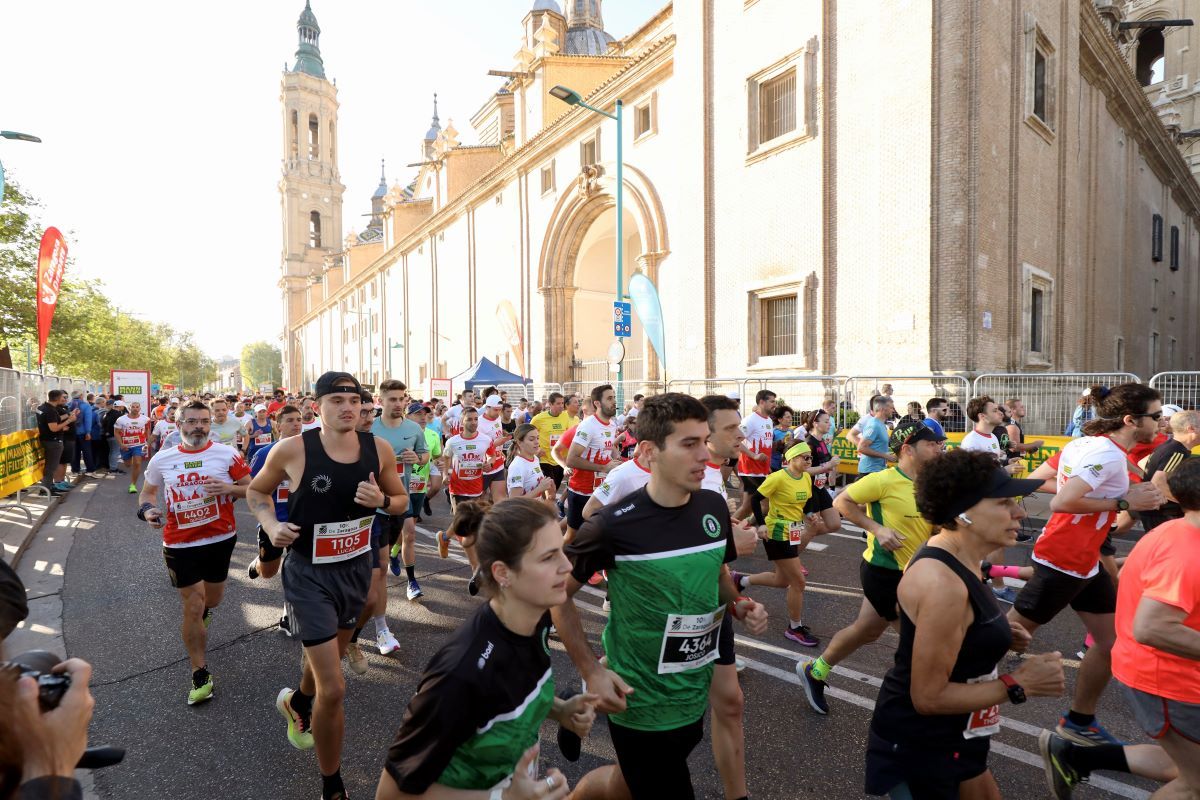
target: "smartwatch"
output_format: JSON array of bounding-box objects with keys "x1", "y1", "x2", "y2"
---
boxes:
[
  {"x1": 379, "y1": 494, "x2": 391, "y2": 511},
  {"x1": 1116, "y1": 498, "x2": 1130, "y2": 512},
  {"x1": 999, "y1": 673, "x2": 1026, "y2": 704}
]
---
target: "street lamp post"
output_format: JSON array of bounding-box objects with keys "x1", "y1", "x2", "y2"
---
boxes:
[
  {"x1": 0, "y1": 130, "x2": 43, "y2": 200},
  {"x1": 548, "y1": 85, "x2": 624, "y2": 405}
]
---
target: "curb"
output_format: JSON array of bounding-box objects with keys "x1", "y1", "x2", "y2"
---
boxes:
[{"x1": 1, "y1": 475, "x2": 85, "y2": 568}]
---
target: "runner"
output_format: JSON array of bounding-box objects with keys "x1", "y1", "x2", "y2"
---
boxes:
[
  {"x1": 730, "y1": 441, "x2": 822, "y2": 647},
  {"x1": 561, "y1": 384, "x2": 620, "y2": 542},
  {"x1": 150, "y1": 406, "x2": 177, "y2": 458},
  {"x1": 961, "y1": 396, "x2": 1025, "y2": 602},
  {"x1": 405, "y1": 403, "x2": 442, "y2": 521},
  {"x1": 477, "y1": 395, "x2": 511, "y2": 502},
  {"x1": 375, "y1": 499, "x2": 594, "y2": 800},
  {"x1": 530, "y1": 392, "x2": 572, "y2": 490},
  {"x1": 734, "y1": 390, "x2": 776, "y2": 525},
  {"x1": 370, "y1": 379, "x2": 429, "y2": 603},
  {"x1": 437, "y1": 406, "x2": 491, "y2": 580},
  {"x1": 245, "y1": 404, "x2": 274, "y2": 463},
  {"x1": 803, "y1": 408, "x2": 842, "y2": 536},
  {"x1": 1008, "y1": 383, "x2": 1165, "y2": 746},
  {"x1": 443, "y1": 389, "x2": 475, "y2": 439},
  {"x1": 137, "y1": 400, "x2": 251, "y2": 705},
  {"x1": 114, "y1": 400, "x2": 152, "y2": 494},
  {"x1": 1141, "y1": 408, "x2": 1200, "y2": 533},
  {"x1": 246, "y1": 405, "x2": 303, "y2": 584},
  {"x1": 552, "y1": 393, "x2": 768, "y2": 800},
  {"x1": 300, "y1": 399, "x2": 322, "y2": 432},
  {"x1": 506, "y1": 423, "x2": 557, "y2": 507},
  {"x1": 799, "y1": 422, "x2": 944, "y2": 715},
  {"x1": 209, "y1": 397, "x2": 245, "y2": 448},
  {"x1": 247, "y1": 371, "x2": 407, "y2": 800}
]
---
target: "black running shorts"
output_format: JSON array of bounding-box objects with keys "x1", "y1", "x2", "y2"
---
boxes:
[
  {"x1": 482, "y1": 469, "x2": 506, "y2": 491},
  {"x1": 281, "y1": 551, "x2": 372, "y2": 647},
  {"x1": 864, "y1": 728, "x2": 990, "y2": 797},
  {"x1": 860, "y1": 560, "x2": 903, "y2": 622},
  {"x1": 609, "y1": 717, "x2": 704, "y2": 800},
  {"x1": 739, "y1": 474, "x2": 766, "y2": 494},
  {"x1": 715, "y1": 610, "x2": 736, "y2": 666},
  {"x1": 566, "y1": 489, "x2": 590, "y2": 530},
  {"x1": 542, "y1": 463, "x2": 564, "y2": 489},
  {"x1": 162, "y1": 536, "x2": 237, "y2": 589},
  {"x1": 809, "y1": 486, "x2": 835, "y2": 512},
  {"x1": 1013, "y1": 562, "x2": 1116, "y2": 626},
  {"x1": 763, "y1": 538, "x2": 799, "y2": 561}
]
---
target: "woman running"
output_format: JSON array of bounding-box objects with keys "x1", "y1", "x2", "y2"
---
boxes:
[
  {"x1": 802, "y1": 409, "x2": 842, "y2": 540},
  {"x1": 506, "y1": 424, "x2": 557, "y2": 507},
  {"x1": 376, "y1": 498, "x2": 596, "y2": 800}
]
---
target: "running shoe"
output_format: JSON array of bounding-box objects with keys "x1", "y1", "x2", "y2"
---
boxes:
[
  {"x1": 601, "y1": 596, "x2": 611, "y2": 613},
  {"x1": 1039, "y1": 729, "x2": 1082, "y2": 799},
  {"x1": 437, "y1": 530, "x2": 450, "y2": 559},
  {"x1": 992, "y1": 585, "x2": 1019, "y2": 604},
  {"x1": 247, "y1": 558, "x2": 260, "y2": 580},
  {"x1": 377, "y1": 629, "x2": 400, "y2": 656},
  {"x1": 735, "y1": 657, "x2": 746, "y2": 673},
  {"x1": 187, "y1": 673, "x2": 214, "y2": 706},
  {"x1": 407, "y1": 580, "x2": 424, "y2": 601},
  {"x1": 275, "y1": 688, "x2": 314, "y2": 750},
  {"x1": 729, "y1": 570, "x2": 748, "y2": 591},
  {"x1": 468, "y1": 570, "x2": 480, "y2": 596},
  {"x1": 278, "y1": 610, "x2": 293, "y2": 638},
  {"x1": 799, "y1": 563, "x2": 809, "y2": 577},
  {"x1": 423, "y1": 497, "x2": 433, "y2": 516},
  {"x1": 389, "y1": 554, "x2": 402, "y2": 577},
  {"x1": 785, "y1": 625, "x2": 819, "y2": 647},
  {"x1": 345, "y1": 642, "x2": 368, "y2": 675},
  {"x1": 556, "y1": 498, "x2": 566, "y2": 517},
  {"x1": 128, "y1": 484, "x2": 137, "y2": 494},
  {"x1": 112, "y1": 468, "x2": 126, "y2": 474},
  {"x1": 55, "y1": 481, "x2": 72, "y2": 491},
  {"x1": 1055, "y1": 715, "x2": 1125, "y2": 746},
  {"x1": 797, "y1": 661, "x2": 829, "y2": 715},
  {"x1": 202, "y1": 608, "x2": 214, "y2": 629},
  {"x1": 587, "y1": 571, "x2": 603, "y2": 586}
]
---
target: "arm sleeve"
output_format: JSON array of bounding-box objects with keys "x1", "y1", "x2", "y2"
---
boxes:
[
  {"x1": 383, "y1": 673, "x2": 481, "y2": 795},
  {"x1": 844, "y1": 471, "x2": 884, "y2": 505},
  {"x1": 566, "y1": 515, "x2": 616, "y2": 584}
]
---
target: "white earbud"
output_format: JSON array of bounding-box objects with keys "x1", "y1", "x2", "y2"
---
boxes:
[{"x1": 957, "y1": 513, "x2": 973, "y2": 526}]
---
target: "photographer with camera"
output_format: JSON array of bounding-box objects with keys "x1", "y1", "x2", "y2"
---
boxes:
[{"x1": 1, "y1": 559, "x2": 96, "y2": 800}]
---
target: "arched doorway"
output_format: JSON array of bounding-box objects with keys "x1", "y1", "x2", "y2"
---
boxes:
[{"x1": 538, "y1": 164, "x2": 669, "y2": 384}]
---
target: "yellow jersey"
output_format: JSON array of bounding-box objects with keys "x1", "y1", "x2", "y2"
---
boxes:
[
  {"x1": 759, "y1": 468, "x2": 814, "y2": 543},
  {"x1": 844, "y1": 467, "x2": 932, "y2": 570},
  {"x1": 531, "y1": 411, "x2": 573, "y2": 465}
]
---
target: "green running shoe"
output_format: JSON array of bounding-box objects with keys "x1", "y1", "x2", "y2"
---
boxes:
[
  {"x1": 275, "y1": 688, "x2": 314, "y2": 750},
  {"x1": 1039, "y1": 729, "x2": 1083, "y2": 799},
  {"x1": 202, "y1": 608, "x2": 214, "y2": 629},
  {"x1": 187, "y1": 674, "x2": 214, "y2": 706}
]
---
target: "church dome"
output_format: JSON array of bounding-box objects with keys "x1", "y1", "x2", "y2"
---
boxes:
[{"x1": 532, "y1": 0, "x2": 562, "y2": 12}]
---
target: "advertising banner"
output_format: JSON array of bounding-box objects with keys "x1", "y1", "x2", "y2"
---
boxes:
[
  {"x1": 495, "y1": 300, "x2": 526, "y2": 378},
  {"x1": 0, "y1": 430, "x2": 44, "y2": 496},
  {"x1": 36, "y1": 227, "x2": 68, "y2": 366},
  {"x1": 429, "y1": 378, "x2": 452, "y2": 404},
  {"x1": 111, "y1": 370, "x2": 152, "y2": 413}
]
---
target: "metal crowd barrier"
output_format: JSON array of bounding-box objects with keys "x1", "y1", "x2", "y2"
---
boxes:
[
  {"x1": 842, "y1": 374, "x2": 972, "y2": 432},
  {"x1": 493, "y1": 382, "x2": 565, "y2": 402},
  {"x1": 0, "y1": 368, "x2": 106, "y2": 437},
  {"x1": 1148, "y1": 371, "x2": 1200, "y2": 411},
  {"x1": 972, "y1": 372, "x2": 1142, "y2": 436}
]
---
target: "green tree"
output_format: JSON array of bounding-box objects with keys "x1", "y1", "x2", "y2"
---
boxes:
[{"x1": 241, "y1": 341, "x2": 282, "y2": 389}]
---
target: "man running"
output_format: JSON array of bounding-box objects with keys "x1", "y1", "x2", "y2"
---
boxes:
[
  {"x1": 371, "y1": 379, "x2": 429, "y2": 604},
  {"x1": 799, "y1": 422, "x2": 944, "y2": 714},
  {"x1": 209, "y1": 397, "x2": 245, "y2": 448},
  {"x1": 246, "y1": 405, "x2": 303, "y2": 585},
  {"x1": 1141, "y1": 409, "x2": 1200, "y2": 533},
  {"x1": 476, "y1": 394, "x2": 511, "y2": 502},
  {"x1": 562, "y1": 384, "x2": 621, "y2": 542},
  {"x1": 137, "y1": 400, "x2": 250, "y2": 705},
  {"x1": 247, "y1": 371, "x2": 407, "y2": 800},
  {"x1": 855, "y1": 395, "x2": 896, "y2": 476},
  {"x1": 245, "y1": 403, "x2": 274, "y2": 463},
  {"x1": 553, "y1": 393, "x2": 768, "y2": 800},
  {"x1": 406, "y1": 403, "x2": 442, "y2": 521},
  {"x1": 531, "y1": 392, "x2": 572, "y2": 491},
  {"x1": 114, "y1": 400, "x2": 152, "y2": 494},
  {"x1": 443, "y1": 388, "x2": 475, "y2": 439},
  {"x1": 735, "y1": 390, "x2": 776, "y2": 525},
  {"x1": 1008, "y1": 383, "x2": 1164, "y2": 746},
  {"x1": 438, "y1": 406, "x2": 490, "y2": 578}
]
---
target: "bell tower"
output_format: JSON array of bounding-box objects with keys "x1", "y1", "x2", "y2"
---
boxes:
[{"x1": 280, "y1": 0, "x2": 344, "y2": 389}]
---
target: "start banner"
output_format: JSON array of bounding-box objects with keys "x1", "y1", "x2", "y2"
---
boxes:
[
  {"x1": 111, "y1": 369, "x2": 152, "y2": 413},
  {"x1": 0, "y1": 430, "x2": 44, "y2": 496}
]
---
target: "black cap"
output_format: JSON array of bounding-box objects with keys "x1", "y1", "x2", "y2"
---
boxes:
[
  {"x1": 946, "y1": 467, "x2": 1045, "y2": 520},
  {"x1": 407, "y1": 402, "x2": 426, "y2": 414},
  {"x1": 314, "y1": 371, "x2": 363, "y2": 399},
  {"x1": 889, "y1": 422, "x2": 946, "y2": 454}
]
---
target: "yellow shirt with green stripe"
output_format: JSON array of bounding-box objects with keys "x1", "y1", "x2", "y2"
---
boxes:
[
  {"x1": 759, "y1": 468, "x2": 814, "y2": 543},
  {"x1": 844, "y1": 467, "x2": 932, "y2": 570}
]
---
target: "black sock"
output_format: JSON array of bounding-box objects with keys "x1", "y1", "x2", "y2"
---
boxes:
[
  {"x1": 203, "y1": 607, "x2": 214, "y2": 619},
  {"x1": 321, "y1": 770, "x2": 345, "y2": 800},
  {"x1": 350, "y1": 625, "x2": 363, "y2": 643},
  {"x1": 1065, "y1": 741, "x2": 1129, "y2": 775},
  {"x1": 192, "y1": 666, "x2": 210, "y2": 688},
  {"x1": 1067, "y1": 709, "x2": 1095, "y2": 727},
  {"x1": 291, "y1": 688, "x2": 314, "y2": 717},
  {"x1": 405, "y1": 564, "x2": 416, "y2": 582}
]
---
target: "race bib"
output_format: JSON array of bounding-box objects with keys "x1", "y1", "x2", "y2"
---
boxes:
[
  {"x1": 549, "y1": 434, "x2": 562, "y2": 447},
  {"x1": 121, "y1": 433, "x2": 142, "y2": 447},
  {"x1": 275, "y1": 480, "x2": 289, "y2": 504},
  {"x1": 409, "y1": 475, "x2": 427, "y2": 493},
  {"x1": 312, "y1": 516, "x2": 373, "y2": 564},
  {"x1": 172, "y1": 495, "x2": 220, "y2": 529},
  {"x1": 658, "y1": 607, "x2": 725, "y2": 674},
  {"x1": 963, "y1": 669, "x2": 1001, "y2": 739},
  {"x1": 788, "y1": 521, "x2": 805, "y2": 546},
  {"x1": 254, "y1": 433, "x2": 272, "y2": 446}
]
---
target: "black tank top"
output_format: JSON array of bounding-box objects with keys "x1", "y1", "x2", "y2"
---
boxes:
[
  {"x1": 287, "y1": 428, "x2": 380, "y2": 561},
  {"x1": 870, "y1": 545, "x2": 1013, "y2": 749}
]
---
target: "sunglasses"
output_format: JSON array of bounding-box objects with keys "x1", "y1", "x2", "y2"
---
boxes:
[{"x1": 1134, "y1": 411, "x2": 1163, "y2": 422}]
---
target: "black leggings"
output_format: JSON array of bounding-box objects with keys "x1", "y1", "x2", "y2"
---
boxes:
[
  {"x1": 742, "y1": 475, "x2": 766, "y2": 526},
  {"x1": 609, "y1": 717, "x2": 704, "y2": 800}
]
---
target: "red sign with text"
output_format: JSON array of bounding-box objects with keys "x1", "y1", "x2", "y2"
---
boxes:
[{"x1": 36, "y1": 227, "x2": 68, "y2": 366}]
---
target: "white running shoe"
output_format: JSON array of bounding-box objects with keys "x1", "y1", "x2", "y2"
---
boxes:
[
  {"x1": 345, "y1": 642, "x2": 368, "y2": 675},
  {"x1": 601, "y1": 598, "x2": 611, "y2": 613},
  {"x1": 377, "y1": 629, "x2": 401, "y2": 656},
  {"x1": 735, "y1": 657, "x2": 746, "y2": 672}
]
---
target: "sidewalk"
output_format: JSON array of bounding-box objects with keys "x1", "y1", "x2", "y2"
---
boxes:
[{"x1": 2, "y1": 488, "x2": 59, "y2": 566}]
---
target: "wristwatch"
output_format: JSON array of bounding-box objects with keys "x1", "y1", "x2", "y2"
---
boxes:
[
  {"x1": 1115, "y1": 498, "x2": 1130, "y2": 512},
  {"x1": 999, "y1": 673, "x2": 1026, "y2": 704},
  {"x1": 379, "y1": 494, "x2": 391, "y2": 511}
]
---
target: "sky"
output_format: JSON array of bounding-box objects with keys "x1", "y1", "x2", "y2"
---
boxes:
[{"x1": 2, "y1": 0, "x2": 656, "y2": 360}]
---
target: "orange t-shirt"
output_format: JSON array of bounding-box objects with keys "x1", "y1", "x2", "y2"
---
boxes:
[{"x1": 1112, "y1": 517, "x2": 1200, "y2": 704}]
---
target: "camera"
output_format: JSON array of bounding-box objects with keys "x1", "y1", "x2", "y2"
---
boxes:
[{"x1": 2, "y1": 650, "x2": 70, "y2": 712}]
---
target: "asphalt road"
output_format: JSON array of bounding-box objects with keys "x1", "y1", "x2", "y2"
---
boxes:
[{"x1": 56, "y1": 471, "x2": 1161, "y2": 800}]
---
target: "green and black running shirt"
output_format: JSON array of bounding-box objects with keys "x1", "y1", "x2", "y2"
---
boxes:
[
  {"x1": 384, "y1": 602, "x2": 554, "y2": 792},
  {"x1": 567, "y1": 486, "x2": 737, "y2": 731}
]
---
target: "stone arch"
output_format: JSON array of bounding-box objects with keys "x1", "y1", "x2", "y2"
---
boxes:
[{"x1": 537, "y1": 163, "x2": 670, "y2": 382}]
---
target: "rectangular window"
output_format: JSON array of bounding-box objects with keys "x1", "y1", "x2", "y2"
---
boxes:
[
  {"x1": 759, "y1": 295, "x2": 797, "y2": 357},
  {"x1": 1152, "y1": 214, "x2": 1163, "y2": 261},
  {"x1": 1169, "y1": 337, "x2": 1178, "y2": 369},
  {"x1": 580, "y1": 134, "x2": 599, "y2": 167},
  {"x1": 1030, "y1": 287, "x2": 1045, "y2": 353},
  {"x1": 1150, "y1": 331, "x2": 1160, "y2": 374},
  {"x1": 540, "y1": 162, "x2": 555, "y2": 195},
  {"x1": 1170, "y1": 225, "x2": 1180, "y2": 270},
  {"x1": 634, "y1": 95, "x2": 657, "y2": 140},
  {"x1": 1116, "y1": 336, "x2": 1125, "y2": 371},
  {"x1": 759, "y1": 70, "x2": 797, "y2": 145},
  {"x1": 370, "y1": 281, "x2": 377, "y2": 299},
  {"x1": 1033, "y1": 50, "x2": 1047, "y2": 122},
  {"x1": 1024, "y1": 18, "x2": 1057, "y2": 138}
]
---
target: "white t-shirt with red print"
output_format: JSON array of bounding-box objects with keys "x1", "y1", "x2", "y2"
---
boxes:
[
  {"x1": 737, "y1": 412, "x2": 773, "y2": 476},
  {"x1": 566, "y1": 415, "x2": 617, "y2": 495},
  {"x1": 144, "y1": 442, "x2": 250, "y2": 548}
]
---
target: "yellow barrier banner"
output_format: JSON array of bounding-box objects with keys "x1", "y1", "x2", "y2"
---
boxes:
[
  {"x1": 831, "y1": 430, "x2": 1075, "y2": 476},
  {"x1": 1, "y1": 429, "x2": 44, "y2": 496}
]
